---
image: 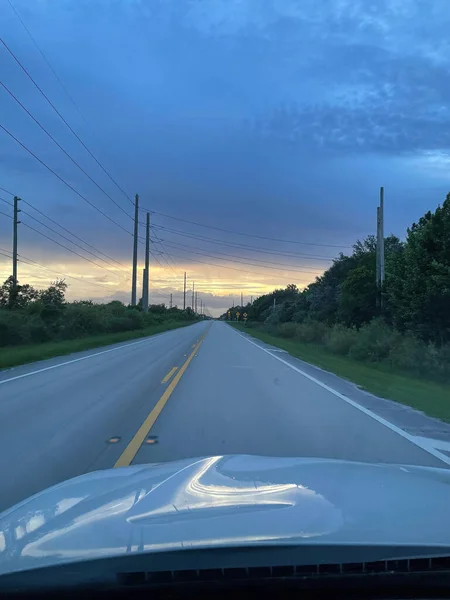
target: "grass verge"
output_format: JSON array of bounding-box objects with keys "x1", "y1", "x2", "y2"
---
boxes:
[
  {"x1": 0, "y1": 321, "x2": 194, "y2": 370},
  {"x1": 231, "y1": 323, "x2": 450, "y2": 423}
]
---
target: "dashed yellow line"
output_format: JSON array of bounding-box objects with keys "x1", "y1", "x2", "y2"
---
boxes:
[
  {"x1": 114, "y1": 331, "x2": 208, "y2": 468},
  {"x1": 161, "y1": 366, "x2": 178, "y2": 384}
]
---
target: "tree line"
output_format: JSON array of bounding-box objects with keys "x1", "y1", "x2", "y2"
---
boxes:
[
  {"x1": 222, "y1": 193, "x2": 450, "y2": 380},
  {"x1": 0, "y1": 276, "x2": 198, "y2": 347}
]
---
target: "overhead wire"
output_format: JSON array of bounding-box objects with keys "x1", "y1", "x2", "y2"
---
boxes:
[
  {"x1": 0, "y1": 80, "x2": 134, "y2": 220},
  {"x1": 20, "y1": 198, "x2": 130, "y2": 270},
  {"x1": 0, "y1": 35, "x2": 134, "y2": 206},
  {"x1": 0, "y1": 246, "x2": 119, "y2": 290},
  {"x1": 4, "y1": 0, "x2": 105, "y2": 150},
  {"x1": 162, "y1": 240, "x2": 330, "y2": 272},
  {"x1": 150, "y1": 209, "x2": 352, "y2": 249},
  {"x1": 0, "y1": 123, "x2": 134, "y2": 236},
  {"x1": 162, "y1": 241, "x2": 324, "y2": 274},
  {"x1": 21, "y1": 208, "x2": 131, "y2": 274},
  {"x1": 21, "y1": 220, "x2": 130, "y2": 282},
  {"x1": 162, "y1": 249, "x2": 320, "y2": 281},
  {"x1": 152, "y1": 224, "x2": 336, "y2": 261}
]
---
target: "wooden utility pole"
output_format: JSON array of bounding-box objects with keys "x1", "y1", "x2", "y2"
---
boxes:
[
  {"x1": 170, "y1": 293, "x2": 173, "y2": 309},
  {"x1": 131, "y1": 193, "x2": 139, "y2": 305},
  {"x1": 183, "y1": 272, "x2": 186, "y2": 310},
  {"x1": 376, "y1": 187, "x2": 385, "y2": 310},
  {"x1": 191, "y1": 282, "x2": 194, "y2": 310},
  {"x1": 379, "y1": 187, "x2": 385, "y2": 308},
  {"x1": 12, "y1": 196, "x2": 20, "y2": 287},
  {"x1": 142, "y1": 211, "x2": 150, "y2": 312},
  {"x1": 376, "y1": 205, "x2": 381, "y2": 308},
  {"x1": 241, "y1": 292, "x2": 243, "y2": 306}
]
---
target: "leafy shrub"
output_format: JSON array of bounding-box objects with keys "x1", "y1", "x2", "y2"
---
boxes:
[
  {"x1": 0, "y1": 310, "x2": 25, "y2": 346},
  {"x1": 294, "y1": 320, "x2": 328, "y2": 343},
  {"x1": 387, "y1": 334, "x2": 427, "y2": 373},
  {"x1": 324, "y1": 324, "x2": 358, "y2": 355},
  {"x1": 278, "y1": 323, "x2": 297, "y2": 338},
  {"x1": 348, "y1": 318, "x2": 401, "y2": 362}
]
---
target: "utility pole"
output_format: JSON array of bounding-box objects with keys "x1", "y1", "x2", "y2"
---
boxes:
[
  {"x1": 192, "y1": 282, "x2": 194, "y2": 310},
  {"x1": 195, "y1": 291, "x2": 198, "y2": 314},
  {"x1": 142, "y1": 211, "x2": 150, "y2": 312},
  {"x1": 131, "y1": 193, "x2": 139, "y2": 305},
  {"x1": 241, "y1": 292, "x2": 243, "y2": 307},
  {"x1": 142, "y1": 268, "x2": 146, "y2": 307},
  {"x1": 200, "y1": 299, "x2": 203, "y2": 316},
  {"x1": 170, "y1": 293, "x2": 173, "y2": 309},
  {"x1": 376, "y1": 206, "x2": 381, "y2": 308},
  {"x1": 379, "y1": 186, "x2": 385, "y2": 309},
  {"x1": 183, "y1": 272, "x2": 186, "y2": 310},
  {"x1": 251, "y1": 295, "x2": 253, "y2": 304},
  {"x1": 12, "y1": 196, "x2": 20, "y2": 289}
]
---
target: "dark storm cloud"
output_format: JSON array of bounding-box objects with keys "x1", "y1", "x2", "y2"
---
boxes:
[{"x1": 1, "y1": 0, "x2": 450, "y2": 271}]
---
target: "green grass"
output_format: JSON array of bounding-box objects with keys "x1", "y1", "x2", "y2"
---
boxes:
[
  {"x1": 0, "y1": 321, "x2": 193, "y2": 370},
  {"x1": 232, "y1": 323, "x2": 450, "y2": 423}
]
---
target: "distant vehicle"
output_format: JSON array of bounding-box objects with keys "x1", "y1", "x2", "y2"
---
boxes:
[{"x1": 2, "y1": 455, "x2": 450, "y2": 597}]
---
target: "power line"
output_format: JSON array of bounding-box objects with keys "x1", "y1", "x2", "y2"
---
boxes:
[
  {"x1": 21, "y1": 208, "x2": 130, "y2": 275},
  {"x1": 163, "y1": 241, "x2": 323, "y2": 274},
  {"x1": 152, "y1": 224, "x2": 335, "y2": 261},
  {"x1": 0, "y1": 35, "x2": 134, "y2": 207},
  {"x1": 21, "y1": 220, "x2": 130, "y2": 282},
  {"x1": 150, "y1": 209, "x2": 352, "y2": 249},
  {"x1": 0, "y1": 246, "x2": 120, "y2": 290},
  {"x1": 0, "y1": 196, "x2": 13, "y2": 207},
  {"x1": 0, "y1": 185, "x2": 14, "y2": 196},
  {"x1": 162, "y1": 249, "x2": 321, "y2": 281},
  {"x1": 0, "y1": 122, "x2": 134, "y2": 236},
  {"x1": 20, "y1": 198, "x2": 130, "y2": 270},
  {"x1": 4, "y1": 0, "x2": 100, "y2": 143},
  {"x1": 0, "y1": 209, "x2": 13, "y2": 219},
  {"x1": 163, "y1": 240, "x2": 325, "y2": 272},
  {"x1": 0, "y1": 79, "x2": 134, "y2": 220}
]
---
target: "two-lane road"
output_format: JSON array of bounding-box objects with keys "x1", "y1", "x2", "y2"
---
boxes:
[{"x1": 0, "y1": 321, "x2": 449, "y2": 512}]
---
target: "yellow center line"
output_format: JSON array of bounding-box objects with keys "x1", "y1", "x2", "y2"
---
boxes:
[
  {"x1": 161, "y1": 366, "x2": 178, "y2": 384},
  {"x1": 114, "y1": 329, "x2": 209, "y2": 468}
]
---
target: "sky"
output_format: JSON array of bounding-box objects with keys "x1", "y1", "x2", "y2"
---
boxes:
[{"x1": 1, "y1": 0, "x2": 450, "y2": 316}]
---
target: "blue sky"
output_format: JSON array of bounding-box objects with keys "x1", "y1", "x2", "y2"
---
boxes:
[{"x1": 0, "y1": 0, "x2": 449, "y2": 313}]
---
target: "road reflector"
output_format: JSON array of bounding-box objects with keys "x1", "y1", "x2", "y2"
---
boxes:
[
  {"x1": 144, "y1": 436, "x2": 158, "y2": 445},
  {"x1": 107, "y1": 436, "x2": 121, "y2": 444}
]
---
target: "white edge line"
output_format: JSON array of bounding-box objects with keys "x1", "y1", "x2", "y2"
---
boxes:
[
  {"x1": 231, "y1": 326, "x2": 450, "y2": 468},
  {"x1": 0, "y1": 325, "x2": 199, "y2": 386}
]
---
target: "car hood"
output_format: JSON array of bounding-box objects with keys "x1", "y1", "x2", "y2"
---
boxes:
[{"x1": 2, "y1": 455, "x2": 450, "y2": 575}]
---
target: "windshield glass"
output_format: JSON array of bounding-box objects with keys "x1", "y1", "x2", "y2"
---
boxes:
[{"x1": 1, "y1": 0, "x2": 450, "y2": 581}]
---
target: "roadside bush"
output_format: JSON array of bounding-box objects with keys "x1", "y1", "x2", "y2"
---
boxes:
[
  {"x1": 387, "y1": 334, "x2": 426, "y2": 373},
  {"x1": 348, "y1": 318, "x2": 401, "y2": 362},
  {"x1": 21, "y1": 315, "x2": 51, "y2": 344},
  {"x1": 0, "y1": 310, "x2": 25, "y2": 346},
  {"x1": 423, "y1": 343, "x2": 450, "y2": 381},
  {"x1": 294, "y1": 320, "x2": 328, "y2": 343},
  {"x1": 324, "y1": 324, "x2": 358, "y2": 355},
  {"x1": 278, "y1": 322, "x2": 297, "y2": 338}
]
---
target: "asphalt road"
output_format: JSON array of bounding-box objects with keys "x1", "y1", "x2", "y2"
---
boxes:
[{"x1": 0, "y1": 320, "x2": 448, "y2": 512}]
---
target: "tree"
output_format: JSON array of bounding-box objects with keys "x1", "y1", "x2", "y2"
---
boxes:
[
  {"x1": 338, "y1": 265, "x2": 377, "y2": 327},
  {"x1": 387, "y1": 195, "x2": 450, "y2": 344},
  {"x1": 0, "y1": 276, "x2": 39, "y2": 309}
]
